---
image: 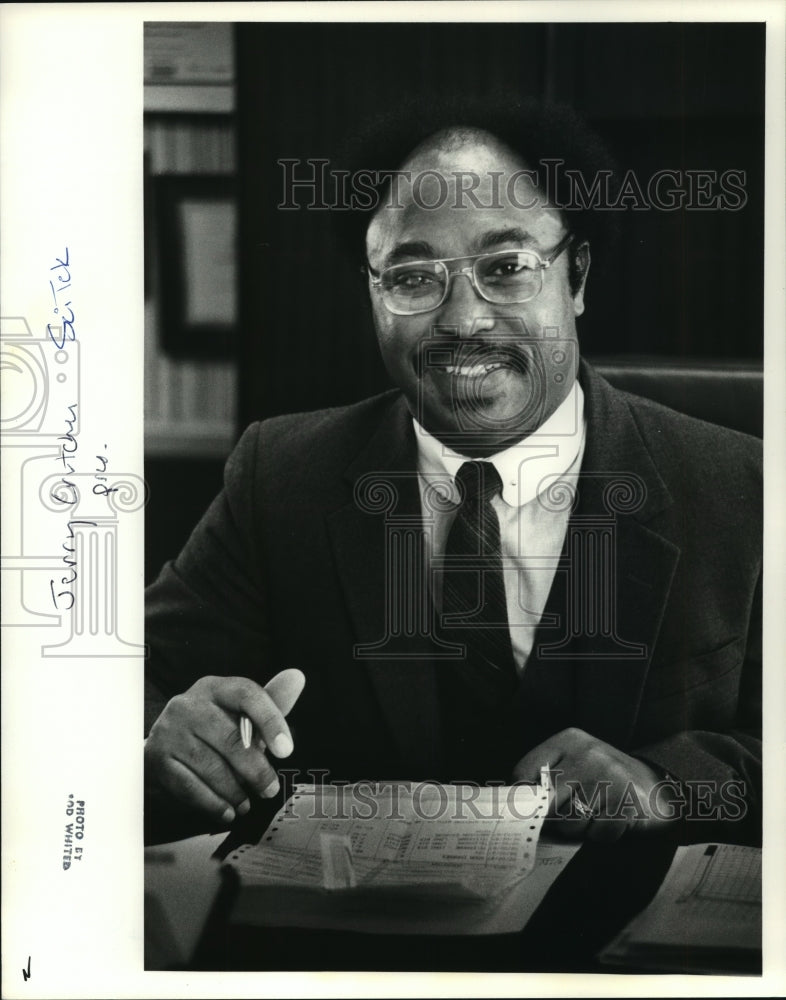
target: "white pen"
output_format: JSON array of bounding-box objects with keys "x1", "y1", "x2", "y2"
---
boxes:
[{"x1": 239, "y1": 714, "x2": 252, "y2": 750}]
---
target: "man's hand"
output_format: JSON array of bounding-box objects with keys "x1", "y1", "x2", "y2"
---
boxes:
[
  {"x1": 512, "y1": 727, "x2": 680, "y2": 843},
  {"x1": 145, "y1": 670, "x2": 306, "y2": 824}
]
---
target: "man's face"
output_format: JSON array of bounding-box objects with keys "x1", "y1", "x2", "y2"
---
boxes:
[{"x1": 365, "y1": 132, "x2": 588, "y2": 456}]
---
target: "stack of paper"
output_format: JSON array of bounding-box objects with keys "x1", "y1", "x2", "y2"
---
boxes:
[{"x1": 224, "y1": 774, "x2": 580, "y2": 935}]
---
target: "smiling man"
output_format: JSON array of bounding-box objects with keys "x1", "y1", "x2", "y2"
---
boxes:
[
  {"x1": 144, "y1": 102, "x2": 761, "y2": 847},
  {"x1": 364, "y1": 129, "x2": 587, "y2": 456}
]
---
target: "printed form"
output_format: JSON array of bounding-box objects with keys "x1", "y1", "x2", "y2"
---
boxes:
[
  {"x1": 225, "y1": 773, "x2": 580, "y2": 935},
  {"x1": 601, "y1": 843, "x2": 761, "y2": 972}
]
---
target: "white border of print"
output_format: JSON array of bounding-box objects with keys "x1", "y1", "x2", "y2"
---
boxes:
[{"x1": 1, "y1": 2, "x2": 784, "y2": 999}]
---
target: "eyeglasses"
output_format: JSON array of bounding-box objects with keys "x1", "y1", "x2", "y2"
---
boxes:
[{"x1": 365, "y1": 233, "x2": 574, "y2": 316}]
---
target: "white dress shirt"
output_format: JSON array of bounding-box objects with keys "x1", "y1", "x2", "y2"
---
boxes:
[{"x1": 414, "y1": 381, "x2": 587, "y2": 675}]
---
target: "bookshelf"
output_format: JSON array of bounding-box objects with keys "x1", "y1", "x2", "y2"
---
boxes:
[{"x1": 144, "y1": 22, "x2": 238, "y2": 458}]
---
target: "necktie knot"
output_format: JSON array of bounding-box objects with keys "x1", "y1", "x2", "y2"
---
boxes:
[{"x1": 455, "y1": 461, "x2": 503, "y2": 506}]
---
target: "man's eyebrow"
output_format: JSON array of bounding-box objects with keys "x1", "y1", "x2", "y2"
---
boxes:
[
  {"x1": 384, "y1": 240, "x2": 437, "y2": 266},
  {"x1": 474, "y1": 227, "x2": 533, "y2": 252}
]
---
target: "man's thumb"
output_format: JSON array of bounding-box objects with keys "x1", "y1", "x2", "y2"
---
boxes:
[{"x1": 264, "y1": 668, "x2": 306, "y2": 716}]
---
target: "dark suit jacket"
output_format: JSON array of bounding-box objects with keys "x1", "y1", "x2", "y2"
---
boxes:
[{"x1": 145, "y1": 360, "x2": 762, "y2": 834}]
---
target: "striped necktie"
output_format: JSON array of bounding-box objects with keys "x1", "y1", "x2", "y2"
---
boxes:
[{"x1": 441, "y1": 460, "x2": 517, "y2": 695}]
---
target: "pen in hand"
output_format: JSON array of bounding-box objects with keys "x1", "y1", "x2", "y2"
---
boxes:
[
  {"x1": 238, "y1": 668, "x2": 305, "y2": 754},
  {"x1": 236, "y1": 669, "x2": 305, "y2": 808},
  {"x1": 239, "y1": 714, "x2": 253, "y2": 750}
]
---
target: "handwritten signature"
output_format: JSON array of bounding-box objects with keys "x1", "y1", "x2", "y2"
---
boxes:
[
  {"x1": 48, "y1": 403, "x2": 118, "y2": 612},
  {"x1": 46, "y1": 248, "x2": 75, "y2": 350},
  {"x1": 93, "y1": 446, "x2": 117, "y2": 498}
]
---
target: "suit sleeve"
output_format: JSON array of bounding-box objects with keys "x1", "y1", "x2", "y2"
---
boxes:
[
  {"x1": 632, "y1": 569, "x2": 762, "y2": 841},
  {"x1": 144, "y1": 423, "x2": 270, "y2": 735}
]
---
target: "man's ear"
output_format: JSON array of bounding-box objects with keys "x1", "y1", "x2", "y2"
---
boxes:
[{"x1": 572, "y1": 242, "x2": 591, "y2": 317}]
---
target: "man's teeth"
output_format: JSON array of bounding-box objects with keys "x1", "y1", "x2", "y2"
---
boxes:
[{"x1": 443, "y1": 362, "x2": 505, "y2": 376}]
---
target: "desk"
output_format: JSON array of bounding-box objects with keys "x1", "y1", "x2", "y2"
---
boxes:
[{"x1": 146, "y1": 828, "x2": 685, "y2": 973}]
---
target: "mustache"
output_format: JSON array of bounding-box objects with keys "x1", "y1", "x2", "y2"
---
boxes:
[{"x1": 417, "y1": 337, "x2": 535, "y2": 372}]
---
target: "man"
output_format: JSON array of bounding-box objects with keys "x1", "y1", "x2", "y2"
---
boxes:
[{"x1": 145, "y1": 103, "x2": 761, "y2": 845}]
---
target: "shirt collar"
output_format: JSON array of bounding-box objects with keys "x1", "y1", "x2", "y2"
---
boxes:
[{"x1": 413, "y1": 380, "x2": 586, "y2": 508}]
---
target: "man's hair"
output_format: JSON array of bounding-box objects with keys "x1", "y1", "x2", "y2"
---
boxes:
[{"x1": 330, "y1": 94, "x2": 621, "y2": 293}]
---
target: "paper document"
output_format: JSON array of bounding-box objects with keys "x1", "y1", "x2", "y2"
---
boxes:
[
  {"x1": 224, "y1": 772, "x2": 579, "y2": 934},
  {"x1": 600, "y1": 842, "x2": 761, "y2": 972}
]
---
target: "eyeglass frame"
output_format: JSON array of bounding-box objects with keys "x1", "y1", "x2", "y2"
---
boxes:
[{"x1": 363, "y1": 232, "x2": 575, "y2": 316}]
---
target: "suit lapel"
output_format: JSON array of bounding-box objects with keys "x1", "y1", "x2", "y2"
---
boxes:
[
  {"x1": 561, "y1": 360, "x2": 681, "y2": 748},
  {"x1": 325, "y1": 395, "x2": 443, "y2": 774},
  {"x1": 509, "y1": 361, "x2": 681, "y2": 752}
]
